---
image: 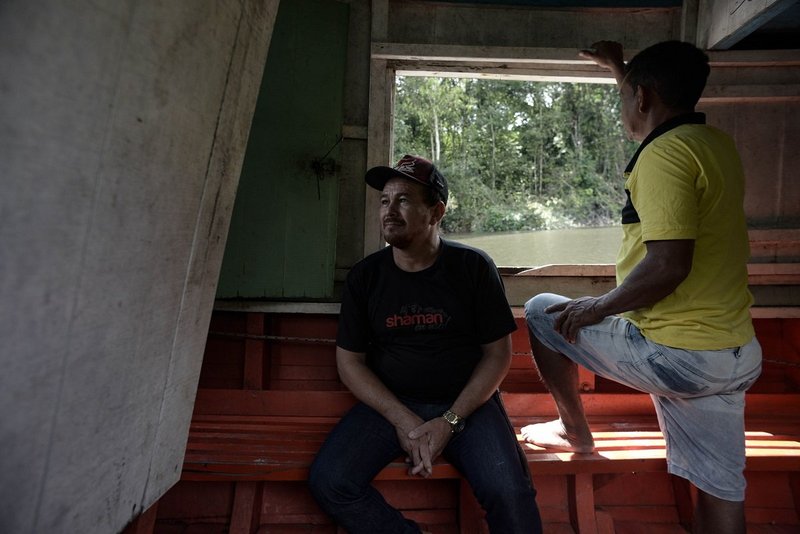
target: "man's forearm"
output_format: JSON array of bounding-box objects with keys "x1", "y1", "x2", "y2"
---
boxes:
[
  {"x1": 450, "y1": 335, "x2": 512, "y2": 418},
  {"x1": 595, "y1": 269, "x2": 680, "y2": 317},
  {"x1": 336, "y1": 348, "x2": 418, "y2": 428},
  {"x1": 595, "y1": 240, "x2": 693, "y2": 317},
  {"x1": 550, "y1": 240, "x2": 694, "y2": 342}
]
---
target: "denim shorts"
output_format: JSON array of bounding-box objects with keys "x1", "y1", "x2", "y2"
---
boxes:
[{"x1": 525, "y1": 293, "x2": 763, "y2": 501}]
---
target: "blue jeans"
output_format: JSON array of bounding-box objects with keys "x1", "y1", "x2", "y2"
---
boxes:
[{"x1": 308, "y1": 392, "x2": 542, "y2": 533}]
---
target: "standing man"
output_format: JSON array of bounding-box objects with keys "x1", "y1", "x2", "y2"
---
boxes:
[
  {"x1": 309, "y1": 155, "x2": 542, "y2": 533},
  {"x1": 521, "y1": 41, "x2": 761, "y2": 534}
]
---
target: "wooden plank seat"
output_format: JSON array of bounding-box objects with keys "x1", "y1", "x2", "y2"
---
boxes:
[
  {"x1": 162, "y1": 310, "x2": 800, "y2": 532},
  {"x1": 183, "y1": 390, "x2": 800, "y2": 483},
  {"x1": 180, "y1": 389, "x2": 800, "y2": 533}
]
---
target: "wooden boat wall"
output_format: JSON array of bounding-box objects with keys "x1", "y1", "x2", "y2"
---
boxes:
[{"x1": 3, "y1": 1, "x2": 799, "y2": 533}]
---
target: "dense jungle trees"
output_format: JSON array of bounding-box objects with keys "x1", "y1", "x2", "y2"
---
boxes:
[{"x1": 393, "y1": 76, "x2": 638, "y2": 233}]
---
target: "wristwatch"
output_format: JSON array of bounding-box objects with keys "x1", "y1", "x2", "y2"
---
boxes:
[{"x1": 442, "y1": 409, "x2": 466, "y2": 434}]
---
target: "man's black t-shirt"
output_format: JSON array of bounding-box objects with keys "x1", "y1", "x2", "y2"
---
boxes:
[{"x1": 336, "y1": 239, "x2": 517, "y2": 403}]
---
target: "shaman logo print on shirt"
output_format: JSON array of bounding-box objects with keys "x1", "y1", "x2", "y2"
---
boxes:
[{"x1": 384, "y1": 304, "x2": 450, "y2": 332}]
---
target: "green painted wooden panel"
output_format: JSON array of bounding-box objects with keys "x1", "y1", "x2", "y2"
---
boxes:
[{"x1": 217, "y1": 0, "x2": 348, "y2": 299}]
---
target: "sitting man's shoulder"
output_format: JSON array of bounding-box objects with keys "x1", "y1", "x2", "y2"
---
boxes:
[{"x1": 442, "y1": 238, "x2": 497, "y2": 266}]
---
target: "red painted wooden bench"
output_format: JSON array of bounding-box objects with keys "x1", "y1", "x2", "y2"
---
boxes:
[
  {"x1": 129, "y1": 310, "x2": 800, "y2": 534},
  {"x1": 178, "y1": 389, "x2": 800, "y2": 533}
]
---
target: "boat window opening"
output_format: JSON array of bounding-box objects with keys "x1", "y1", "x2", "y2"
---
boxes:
[{"x1": 393, "y1": 75, "x2": 638, "y2": 268}]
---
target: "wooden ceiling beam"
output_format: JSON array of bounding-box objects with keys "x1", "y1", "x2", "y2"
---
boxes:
[{"x1": 699, "y1": 0, "x2": 797, "y2": 49}]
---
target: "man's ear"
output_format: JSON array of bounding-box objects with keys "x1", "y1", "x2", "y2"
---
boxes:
[
  {"x1": 637, "y1": 85, "x2": 653, "y2": 114},
  {"x1": 430, "y1": 201, "x2": 446, "y2": 225}
]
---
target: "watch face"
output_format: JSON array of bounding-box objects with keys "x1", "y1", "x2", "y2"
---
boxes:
[{"x1": 443, "y1": 410, "x2": 465, "y2": 433}]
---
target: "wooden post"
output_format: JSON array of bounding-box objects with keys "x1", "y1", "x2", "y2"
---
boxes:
[
  {"x1": 458, "y1": 478, "x2": 489, "y2": 533},
  {"x1": 568, "y1": 473, "x2": 598, "y2": 534},
  {"x1": 244, "y1": 313, "x2": 265, "y2": 389},
  {"x1": 229, "y1": 481, "x2": 264, "y2": 534}
]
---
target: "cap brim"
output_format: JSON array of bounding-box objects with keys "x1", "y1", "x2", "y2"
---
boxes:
[{"x1": 365, "y1": 166, "x2": 422, "y2": 192}]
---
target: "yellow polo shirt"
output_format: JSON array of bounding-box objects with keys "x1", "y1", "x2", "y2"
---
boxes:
[{"x1": 617, "y1": 122, "x2": 755, "y2": 350}]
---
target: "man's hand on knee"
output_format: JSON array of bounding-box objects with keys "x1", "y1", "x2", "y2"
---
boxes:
[{"x1": 548, "y1": 296, "x2": 605, "y2": 343}]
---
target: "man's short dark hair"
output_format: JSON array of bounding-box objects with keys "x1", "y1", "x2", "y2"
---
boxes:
[
  {"x1": 625, "y1": 40, "x2": 710, "y2": 110},
  {"x1": 421, "y1": 187, "x2": 442, "y2": 207}
]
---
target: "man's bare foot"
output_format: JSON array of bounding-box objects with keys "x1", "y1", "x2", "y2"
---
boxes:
[{"x1": 521, "y1": 419, "x2": 595, "y2": 453}]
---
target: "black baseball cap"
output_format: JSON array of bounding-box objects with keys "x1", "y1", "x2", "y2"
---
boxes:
[{"x1": 365, "y1": 154, "x2": 448, "y2": 204}]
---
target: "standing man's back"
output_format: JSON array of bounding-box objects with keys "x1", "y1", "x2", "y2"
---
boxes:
[
  {"x1": 521, "y1": 41, "x2": 762, "y2": 534},
  {"x1": 619, "y1": 119, "x2": 754, "y2": 348}
]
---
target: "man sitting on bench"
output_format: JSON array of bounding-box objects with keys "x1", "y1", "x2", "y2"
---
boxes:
[{"x1": 309, "y1": 155, "x2": 543, "y2": 533}]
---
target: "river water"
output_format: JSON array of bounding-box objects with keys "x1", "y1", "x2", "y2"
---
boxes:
[{"x1": 446, "y1": 226, "x2": 623, "y2": 267}]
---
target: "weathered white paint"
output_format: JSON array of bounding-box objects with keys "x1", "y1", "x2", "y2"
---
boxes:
[
  {"x1": 699, "y1": 0, "x2": 797, "y2": 49},
  {"x1": 0, "y1": 1, "x2": 277, "y2": 533},
  {"x1": 386, "y1": 2, "x2": 680, "y2": 49}
]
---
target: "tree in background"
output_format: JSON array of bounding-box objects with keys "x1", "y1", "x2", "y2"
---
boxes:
[{"x1": 393, "y1": 76, "x2": 637, "y2": 233}]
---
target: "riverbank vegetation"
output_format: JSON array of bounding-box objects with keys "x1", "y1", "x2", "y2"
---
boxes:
[{"x1": 393, "y1": 76, "x2": 638, "y2": 233}]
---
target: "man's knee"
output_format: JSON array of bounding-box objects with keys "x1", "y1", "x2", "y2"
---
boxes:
[
  {"x1": 525, "y1": 293, "x2": 566, "y2": 332},
  {"x1": 308, "y1": 457, "x2": 351, "y2": 506},
  {"x1": 307, "y1": 459, "x2": 328, "y2": 501},
  {"x1": 525, "y1": 293, "x2": 566, "y2": 316}
]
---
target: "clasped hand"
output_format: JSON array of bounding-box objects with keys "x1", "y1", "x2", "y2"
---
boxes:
[
  {"x1": 547, "y1": 296, "x2": 605, "y2": 343},
  {"x1": 397, "y1": 417, "x2": 452, "y2": 478}
]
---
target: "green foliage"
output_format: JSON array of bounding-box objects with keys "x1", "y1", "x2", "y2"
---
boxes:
[{"x1": 393, "y1": 77, "x2": 638, "y2": 232}]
